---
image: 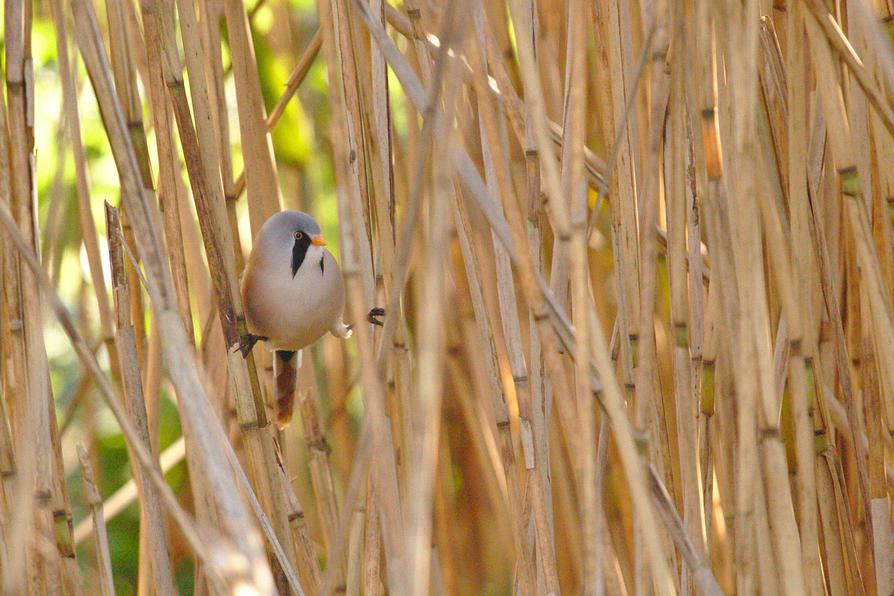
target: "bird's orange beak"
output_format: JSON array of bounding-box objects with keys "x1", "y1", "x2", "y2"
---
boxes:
[{"x1": 311, "y1": 234, "x2": 327, "y2": 247}]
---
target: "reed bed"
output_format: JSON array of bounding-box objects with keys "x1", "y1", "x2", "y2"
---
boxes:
[{"x1": 2, "y1": 0, "x2": 894, "y2": 593}]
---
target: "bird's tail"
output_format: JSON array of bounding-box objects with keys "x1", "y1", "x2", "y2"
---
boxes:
[{"x1": 273, "y1": 350, "x2": 300, "y2": 428}]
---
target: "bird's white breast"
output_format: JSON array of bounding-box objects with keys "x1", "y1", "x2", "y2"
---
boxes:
[{"x1": 243, "y1": 246, "x2": 345, "y2": 350}]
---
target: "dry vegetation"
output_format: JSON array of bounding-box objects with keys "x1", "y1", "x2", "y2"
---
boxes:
[{"x1": 3, "y1": 0, "x2": 894, "y2": 593}]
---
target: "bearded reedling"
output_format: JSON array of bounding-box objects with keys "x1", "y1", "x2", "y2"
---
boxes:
[{"x1": 238, "y1": 211, "x2": 383, "y2": 427}]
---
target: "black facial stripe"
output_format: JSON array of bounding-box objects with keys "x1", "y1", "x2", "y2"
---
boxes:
[
  {"x1": 291, "y1": 232, "x2": 312, "y2": 277},
  {"x1": 319, "y1": 255, "x2": 325, "y2": 275}
]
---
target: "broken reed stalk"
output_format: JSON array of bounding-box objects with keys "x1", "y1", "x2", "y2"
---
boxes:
[
  {"x1": 10, "y1": 0, "x2": 894, "y2": 593},
  {"x1": 106, "y1": 204, "x2": 175, "y2": 595},
  {"x1": 0, "y1": 199, "x2": 236, "y2": 592},
  {"x1": 68, "y1": 0, "x2": 283, "y2": 592}
]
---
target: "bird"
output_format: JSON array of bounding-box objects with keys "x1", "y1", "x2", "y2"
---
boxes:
[{"x1": 237, "y1": 211, "x2": 384, "y2": 427}]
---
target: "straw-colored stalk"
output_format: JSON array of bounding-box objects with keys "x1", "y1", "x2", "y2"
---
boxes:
[
  {"x1": 10, "y1": 0, "x2": 894, "y2": 593},
  {"x1": 76, "y1": 444, "x2": 115, "y2": 596}
]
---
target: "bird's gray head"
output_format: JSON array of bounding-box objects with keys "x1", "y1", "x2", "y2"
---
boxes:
[{"x1": 255, "y1": 211, "x2": 327, "y2": 278}]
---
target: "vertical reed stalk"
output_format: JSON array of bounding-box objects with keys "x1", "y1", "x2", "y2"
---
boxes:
[
  {"x1": 13, "y1": 0, "x2": 894, "y2": 593},
  {"x1": 76, "y1": 444, "x2": 116, "y2": 596}
]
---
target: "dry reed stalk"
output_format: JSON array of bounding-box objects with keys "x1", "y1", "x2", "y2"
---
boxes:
[
  {"x1": 505, "y1": 0, "x2": 569, "y2": 242},
  {"x1": 138, "y1": 5, "x2": 224, "y2": 566},
  {"x1": 598, "y1": 0, "x2": 640, "y2": 405},
  {"x1": 837, "y1": 7, "x2": 894, "y2": 593},
  {"x1": 68, "y1": 0, "x2": 284, "y2": 591},
  {"x1": 806, "y1": 118, "x2": 871, "y2": 593},
  {"x1": 629, "y1": 7, "x2": 680, "y2": 592},
  {"x1": 339, "y1": 9, "x2": 403, "y2": 586},
  {"x1": 666, "y1": 5, "x2": 706, "y2": 593},
  {"x1": 105, "y1": 0, "x2": 152, "y2": 370},
  {"x1": 2, "y1": 1, "x2": 79, "y2": 591},
  {"x1": 14, "y1": 0, "x2": 894, "y2": 592},
  {"x1": 317, "y1": 1, "x2": 404, "y2": 591},
  {"x1": 72, "y1": 437, "x2": 185, "y2": 545},
  {"x1": 560, "y1": 0, "x2": 598, "y2": 591},
  {"x1": 710, "y1": 3, "x2": 802, "y2": 593},
  {"x1": 692, "y1": 15, "x2": 747, "y2": 593},
  {"x1": 136, "y1": 0, "x2": 195, "y2": 345},
  {"x1": 363, "y1": 10, "x2": 443, "y2": 550},
  {"x1": 775, "y1": 7, "x2": 825, "y2": 594},
  {"x1": 403, "y1": 67, "x2": 453, "y2": 596},
  {"x1": 359, "y1": 14, "x2": 401, "y2": 583},
  {"x1": 0, "y1": 19, "x2": 21, "y2": 581},
  {"x1": 222, "y1": 0, "x2": 282, "y2": 229},
  {"x1": 515, "y1": 7, "x2": 561, "y2": 589},
  {"x1": 295, "y1": 386, "x2": 340, "y2": 550},
  {"x1": 0, "y1": 199, "x2": 249, "y2": 592},
  {"x1": 362, "y1": 474, "x2": 382, "y2": 596},
  {"x1": 386, "y1": 3, "x2": 468, "y2": 594},
  {"x1": 803, "y1": 6, "x2": 881, "y2": 580},
  {"x1": 149, "y1": 4, "x2": 310, "y2": 588},
  {"x1": 106, "y1": 0, "x2": 153, "y2": 191},
  {"x1": 361, "y1": 0, "x2": 396, "y2": 298},
  {"x1": 232, "y1": 30, "x2": 323, "y2": 200},
  {"x1": 816, "y1": 444, "x2": 860, "y2": 595},
  {"x1": 106, "y1": 204, "x2": 176, "y2": 595},
  {"x1": 348, "y1": 34, "x2": 398, "y2": 582},
  {"x1": 466, "y1": 7, "x2": 543, "y2": 591},
  {"x1": 280, "y1": 466, "x2": 322, "y2": 594},
  {"x1": 365, "y1": 6, "x2": 683, "y2": 591},
  {"x1": 344, "y1": 484, "x2": 365, "y2": 596},
  {"x1": 48, "y1": 0, "x2": 115, "y2": 366},
  {"x1": 329, "y1": 0, "x2": 378, "y2": 303},
  {"x1": 197, "y1": 0, "x2": 241, "y2": 274},
  {"x1": 76, "y1": 444, "x2": 116, "y2": 596}
]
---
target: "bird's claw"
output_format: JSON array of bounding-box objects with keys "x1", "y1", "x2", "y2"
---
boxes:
[
  {"x1": 235, "y1": 333, "x2": 268, "y2": 358},
  {"x1": 367, "y1": 307, "x2": 385, "y2": 326}
]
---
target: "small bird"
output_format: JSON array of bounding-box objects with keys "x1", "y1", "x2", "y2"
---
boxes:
[{"x1": 238, "y1": 211, "x2": 383, "y2": 427}]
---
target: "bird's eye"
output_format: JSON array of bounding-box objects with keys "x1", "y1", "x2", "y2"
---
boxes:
[{"x1": 293, "y1": 231, "x2": 303, "y2": 240}]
